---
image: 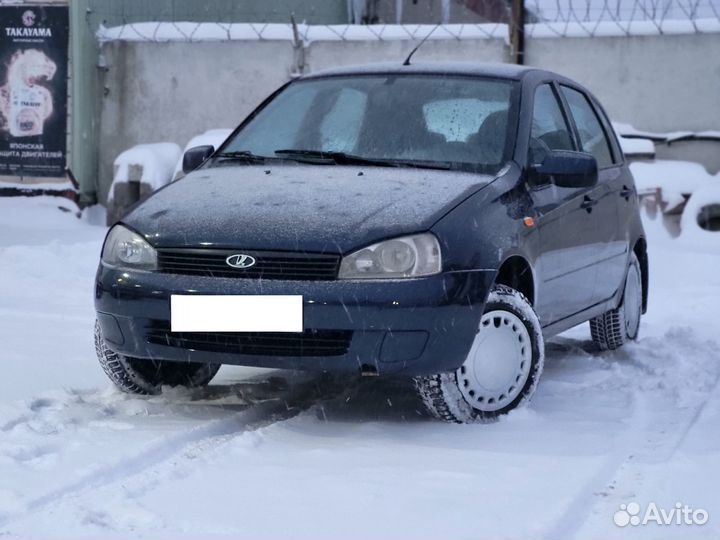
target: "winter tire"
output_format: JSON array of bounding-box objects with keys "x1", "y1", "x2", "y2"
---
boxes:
[
  {"x1": 414, "y1": 284, "x2": 545, "y2": 423},
  {"x1": 590, "y1": 252, "x2": 642, "y2": 351},
  {"x1": 94, "y1": 321, "x2": 220, "y2": 395}
]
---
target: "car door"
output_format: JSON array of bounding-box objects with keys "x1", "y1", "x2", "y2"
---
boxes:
[
  {"x1": 527, "y1": 83, "x2": 598, "y2": 326},
  {"x1": 560, "y1": 85, "x2": 627, "y2": 306}
]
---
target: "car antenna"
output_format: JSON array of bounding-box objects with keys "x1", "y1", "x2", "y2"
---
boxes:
[{"x1": 403, "y1": 24, "x2": 441, "y2": 66}]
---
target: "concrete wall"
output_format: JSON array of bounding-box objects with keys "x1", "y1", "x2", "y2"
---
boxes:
[
  {"x1": 526, "y1": 33, "x2": 720, "y2": 134},
  {"x1": 97, "y1": 31, "x2": 720, "y2": 203},
  {"x1": 98, "y1": 41, "x2": 294, "y2": 203}
]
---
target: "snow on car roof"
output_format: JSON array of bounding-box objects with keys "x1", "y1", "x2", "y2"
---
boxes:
[{"x1": 302, "y1": 62, "x2": 537, "y2": 81}]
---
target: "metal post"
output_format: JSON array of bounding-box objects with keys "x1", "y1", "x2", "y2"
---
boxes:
[{"x1": 510, "y1": 0, "x2": 525, "y2": 65}]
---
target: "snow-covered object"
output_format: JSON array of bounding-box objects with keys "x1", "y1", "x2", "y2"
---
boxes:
[
  {"x1": 110, "y1": 142, "x2": 181, "y2": 200},
  {"x1": 614, "y1": 121, "x2": 720, "y2": 144},
  {"x1": 617, "y1": 135, "x2": 654, "y2": 157},
  {"x1": 173, "y1": 129, "x2": 233, "y2": 179},
  {"x1": 630, "y1": 159, "x2": 716, "y2": 199},
  {"x1": 680, "y1": 185, "x2": 720, "y2": 243}
]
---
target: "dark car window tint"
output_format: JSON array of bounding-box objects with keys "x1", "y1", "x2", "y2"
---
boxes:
[
  {"x1": 561, "y1": 86, "x2": 614, "y2": 168},
  {"x1": 222, "y1": 75, "x2": 516, "y2": 173},
  {"x1": 529, "y1": 84, "x2": 574, "y2": 165}
]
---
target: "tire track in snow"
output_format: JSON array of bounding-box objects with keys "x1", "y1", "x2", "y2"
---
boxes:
[
  {"x1": 0, "y1": 381, "x2": 328, "y2": 530},
  {"x1": 544, "y1": 358, "x2": 720, "y2": 538},
  {"x1": 542, "y1": 389, "x2": 648, "y2": 539}
]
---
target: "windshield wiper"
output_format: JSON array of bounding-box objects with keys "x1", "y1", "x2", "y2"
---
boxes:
[
  {"x1": 215, "y1": 150, "x2": 267, "y2": 164},
  {"x1": 274, "y1": 149, "x2": 452, "y2": 171}
]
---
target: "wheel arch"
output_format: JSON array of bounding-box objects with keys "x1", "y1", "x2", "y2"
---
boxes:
[
  {"x1": 494, "y1": 255, "x2": 536, "y2": 307},
  {"x1": 633, "y1": 237, "x2": 649, "y2": 314}
]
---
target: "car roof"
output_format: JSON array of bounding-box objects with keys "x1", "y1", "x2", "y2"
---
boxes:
[{"x1": 301, "y1": 62, "x2": 544, "y2": 81}]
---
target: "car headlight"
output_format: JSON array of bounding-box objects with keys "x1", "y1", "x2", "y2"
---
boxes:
[
  {"x1": 101, "y1": 224, "x2": 157, "y2": 270},
  {"x1": 339, "y1": 233, "x2": 441, "y2": 279}
]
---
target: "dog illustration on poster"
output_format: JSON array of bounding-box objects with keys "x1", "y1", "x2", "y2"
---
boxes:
[{"x1": 0, "y1": 48, "x2": 56, "y2": 137}]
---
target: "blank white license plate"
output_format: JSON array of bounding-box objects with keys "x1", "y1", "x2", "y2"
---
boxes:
[{"x1": 171, "y1": 295, "x2": 303, "y2": 333}]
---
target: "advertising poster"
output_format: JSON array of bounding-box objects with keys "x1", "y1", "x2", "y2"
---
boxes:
[{"x1": 0, "y1": 5, "x2": 68, "y2": 178}]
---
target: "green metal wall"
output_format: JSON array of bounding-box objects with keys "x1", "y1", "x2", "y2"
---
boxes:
[{"x1": 71, "y1": 0, "x2": 349, "y2": 202}]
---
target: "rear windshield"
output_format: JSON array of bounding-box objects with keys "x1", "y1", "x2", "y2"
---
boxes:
[{"x1": 221, "y1": 74, "x2": 516, "y2": 174}]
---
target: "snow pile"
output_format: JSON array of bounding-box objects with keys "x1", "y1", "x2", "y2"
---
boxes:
[
  {"x1": 110, "y1": 143, "x2": 181, "y2": 200},
  {"x1": 173, "y1": 129, "x2": 233, "y2": 179}
]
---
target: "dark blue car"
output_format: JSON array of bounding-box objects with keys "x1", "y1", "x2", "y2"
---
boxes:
[{"x1": 94, "y1": 63, "x2": 648, "y2": 423}]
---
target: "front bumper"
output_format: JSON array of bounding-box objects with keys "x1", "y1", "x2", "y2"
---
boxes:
[{"x1": 95, "y1": 265, "x2": 495, "y2": 376}]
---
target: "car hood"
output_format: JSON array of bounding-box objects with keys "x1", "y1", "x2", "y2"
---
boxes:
[{"x1": 124, "y1": 165, "x2": 495, "y2": 253}]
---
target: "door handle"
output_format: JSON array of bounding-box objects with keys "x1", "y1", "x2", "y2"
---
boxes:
[
  {"x1": 620, "y1": 185, "x2": 634, "y2": 201},
  {"x1": 581, "y1": 195, "x2": 598, "y2": 213}
]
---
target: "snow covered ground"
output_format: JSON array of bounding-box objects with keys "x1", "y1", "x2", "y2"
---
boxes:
[{"x1": 1, "y1": 194, "x2": 719, "y2": 539}]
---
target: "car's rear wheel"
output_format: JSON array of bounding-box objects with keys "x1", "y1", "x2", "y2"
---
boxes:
[
  {"x1": 414, "y1": 285, "x2": 544, "y2": 423},
  {"x1": 590, "y1": 252, "x2": 643, "y2": 351},
  {"x1": 94, "y1": 321, "x2": 220, "y2": 395}
]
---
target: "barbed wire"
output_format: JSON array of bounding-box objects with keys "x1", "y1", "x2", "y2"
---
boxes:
[{"x1": 90, "y1": 0, "x2": 720, "y2": 41}]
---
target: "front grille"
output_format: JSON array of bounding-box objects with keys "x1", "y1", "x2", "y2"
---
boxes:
[
  {"x1": 146, "y1": 326, "x2": 353, "y2": 357},
  {"x1": 157, "y1": 249, "x2": 340, "y2": 280}
]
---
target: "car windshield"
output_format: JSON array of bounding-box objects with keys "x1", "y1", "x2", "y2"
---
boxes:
[{"x1": 217, "y1": 74, "x2": 516, "y2": 174}]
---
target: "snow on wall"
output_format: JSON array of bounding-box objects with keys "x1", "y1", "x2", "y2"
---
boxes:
[{"x1": 96, "y1": 18, "x2": 720, "y2": 44}]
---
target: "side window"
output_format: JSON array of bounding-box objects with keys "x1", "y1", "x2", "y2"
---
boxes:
[
  {"x1": 319, "y1": 88, "x2": 367, "y2": 153},
  {"x1": 529, "y1": 84, "x2": 574, "y2": 165},
  {"x1": 561, "y1": 86, "x2": 614, "y2": 168}
]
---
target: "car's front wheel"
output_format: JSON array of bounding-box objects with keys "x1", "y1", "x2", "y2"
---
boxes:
[
  {"x1": 414, "y1": 285, "x2": 545, "y2": 423},
  {"x1": 94, "y1": 321, "x2": 220, "y2": 395}
]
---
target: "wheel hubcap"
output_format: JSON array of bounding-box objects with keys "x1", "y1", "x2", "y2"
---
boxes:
[
  {"x1": 457, "y1": 310, "x2": 532, "y2": 412},
  {"x1": 624, "y1": 263, "x2": 642, "y2": 339}
]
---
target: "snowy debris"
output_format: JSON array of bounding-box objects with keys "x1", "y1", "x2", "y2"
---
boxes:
[
  {"x1": 109, "y1": 143, "x2": 181, "y2": 201},
  {"x1": 173, "y1": 129, "x2": 233, "y2": 180}
]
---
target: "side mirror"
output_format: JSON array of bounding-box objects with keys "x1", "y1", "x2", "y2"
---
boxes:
[
  {"x1": 531, "y1": 150, "x2": 598, "y2": 189},
  {"x1": 182, "y1": 145, "x2": 215, "y2": 174}
]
